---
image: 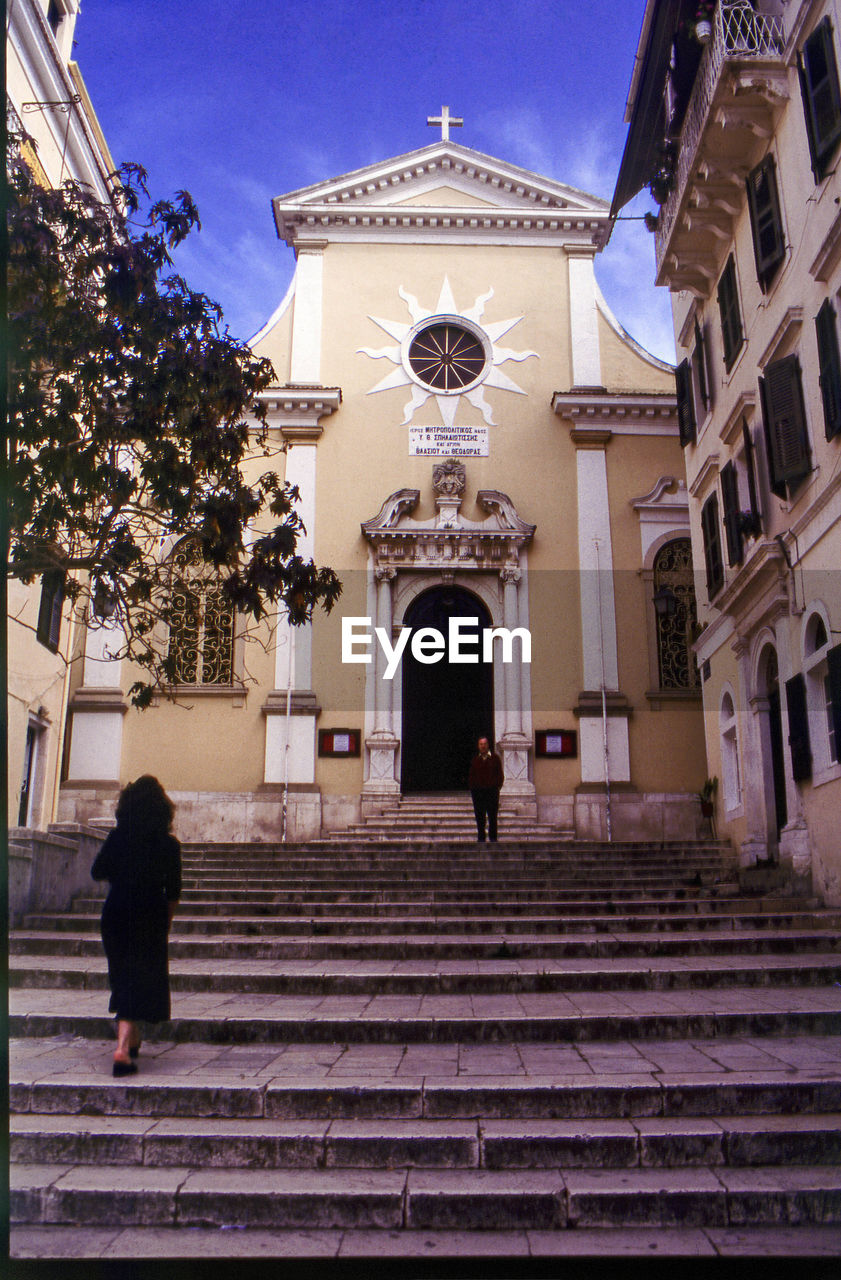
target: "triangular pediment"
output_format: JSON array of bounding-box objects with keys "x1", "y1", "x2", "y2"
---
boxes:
[
  {"x1": 272, "y1": 142, "x2": 610, "y2": 248},
  {"x1": 396, "y1": 185, "x2": 499, "y2": 209}
]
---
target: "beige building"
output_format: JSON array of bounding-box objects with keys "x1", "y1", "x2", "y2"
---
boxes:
[
  {"x1": 57, "y1": 126, "x2": 709, "y2": 842},
  {"x1": 614, "y1": 0, "x2": 841, "y2": 903},
  {"x1": 7, "y1": 0, "x2": 116, "y2": 833}
]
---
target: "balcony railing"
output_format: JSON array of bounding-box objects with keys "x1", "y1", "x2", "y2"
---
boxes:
[{"x1": 655, "y1": 2, "x2": 786, "y2": 271}]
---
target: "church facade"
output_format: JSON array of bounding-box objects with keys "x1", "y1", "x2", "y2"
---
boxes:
[{"x1": 58, "y1": 132, "x2": 708, "y2": 842}]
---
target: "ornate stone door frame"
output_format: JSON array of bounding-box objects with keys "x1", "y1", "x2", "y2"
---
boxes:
[{"x1": 360, "y1": 464, "x2": 536, "y2": 807}]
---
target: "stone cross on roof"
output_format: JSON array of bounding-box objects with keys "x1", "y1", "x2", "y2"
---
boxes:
[{"x1": 427, "y1": 105, "x2": 463, "y2": 141}]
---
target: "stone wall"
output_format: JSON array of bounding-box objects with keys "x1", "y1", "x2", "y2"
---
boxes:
[{"x1": 9, "y1": 824, "x2": 107, "y2": 926}]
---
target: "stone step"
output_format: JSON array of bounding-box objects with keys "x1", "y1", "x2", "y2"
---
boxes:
[
  {"x1": 11, "y1": 1161, "x2": 841, "y2": 1230},
  {"x1": 171, "y1": 883, "x2": 741, "y2": 901},
  {"x1": 11, "y1": 1112, "x2": 841, "y2": 1171},
  {"x1": 10, "y1": 984, "x2": 841, "y2": 1044},
  {"x1": 12, "y1": 1049, "x2": 841, "y2": 1120},
  {"x1": 10, "y1": 1223, "x2": 841, "y2": 1259},
  {"x1": 12, "y1": 927, "x2": 841, "y2": 961},
  {"x1": 10, "y1": 953, "x2": 841, "y2": 995},
  {"x1": 24, "y1": 909, "x2": 841, "y2": 937},
  {"x1": 65, "y1": 894, "x2": 792, "y2": 919}
]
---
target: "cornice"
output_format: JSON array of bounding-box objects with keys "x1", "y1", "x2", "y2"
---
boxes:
[
  {"x1": 553, "y1": 391, "x2": 677, "y2": 436},
  {"x1": 688, "y1": 452, "x2": 720, "y2": 499},
  {"x1": 757, "y1": 306, "x2": 803, "y2": 369},
  {"x1": 278, "y1": 208, "x2": 610, "y2": 251},
  {"x1": 720, "y1": 390, "x2": 757, "y2": 447},
  {"x1": 259, "y1": 386, "x2": 341, "y2": 435},
  {"x1": 809, "y1": 207, "x2": 841, "y2": 282}
]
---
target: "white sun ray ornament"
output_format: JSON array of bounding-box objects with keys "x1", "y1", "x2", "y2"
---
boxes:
[{"x1": 358, "y1": 278, "x2": 537, "y2": 427}]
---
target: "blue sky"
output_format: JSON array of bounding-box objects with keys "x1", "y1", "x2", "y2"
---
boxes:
[{"x1": 75, "y1": 0, "x2": 675, "y2": 362}]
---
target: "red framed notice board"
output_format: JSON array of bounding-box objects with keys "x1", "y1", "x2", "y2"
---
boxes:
[
  {"x1": 535, "y1": 730, "x2": 578, "y2": 759},
  {"x1": 318, "y1": 729, "x2": 361, "y2": 758}
]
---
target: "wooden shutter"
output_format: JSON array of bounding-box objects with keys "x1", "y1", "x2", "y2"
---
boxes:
[
  {"x1": 720, "y1": 461, "x2": 743, "y2": 567},
  {"x1": 701, "y1": 492, "x2": 724, "y2": 598},
  {"x1": 693, "y1": 317, "x2": 710, "y2": 412},
  {"x1": 741, "y1": 417, "x2": 762, "y2": 535},
  {"x1": 676, "y1": 358, "x2": 696, "y2": 447},
  {"x1": 717, "y1": 257, "x2": 743, "y2": 371},
  {"x1": 746, "y1": 156, "x2": 785, "y2": 290},
  {"x1": 827, "y1": 644, "x2": 841, "y2": 757},
  {"x1": 816, "y1": 298, "x2": 841, "y2": 440},
  {"x1": 763, "y1": 355, "x2": 811, "y2": 490},
  {"x1": 799, "y1": 18, "x2": 841, "y2": 180},
  {"x1": 785, "y1": 672, "x2": 812, "y2": 783},
  {"x1": 36, "y1": 572, "x2": 64, "y2": 653}
]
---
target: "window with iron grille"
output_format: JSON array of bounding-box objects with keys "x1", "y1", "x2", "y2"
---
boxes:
[
  {"x1": 816, "y1": 298, "x2": 841, "y2": 440},
  {"x1": 700, "y1": 492, "x2": 724, "y2": 599},
  {"x1": 746, "y1": 155, "x2": 785, "y2": 291},
  {"x1": 717, "y1": 256, "x2": 744, "y2": 372},
  {"x1": 166, "y1": 540, "x2": 234, "y2": 685},
  {"x1": 799, "y1": 17, "x2": 841, "y2": 180},
  {"x1": 653, "y1": 538, "x2": 699, "y2": 691}
]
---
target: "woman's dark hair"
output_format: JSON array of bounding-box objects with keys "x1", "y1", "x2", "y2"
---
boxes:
[{"x1": 115, "y1": 775, "x2": 174, "y2": 838}]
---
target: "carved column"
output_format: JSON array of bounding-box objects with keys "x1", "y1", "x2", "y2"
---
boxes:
[
  {"x1": 497, "y1": 562, "x2": 534, "y2": 801},
  {"x1": 363, "y1": 564, "x2": 400, "y2": 802}
]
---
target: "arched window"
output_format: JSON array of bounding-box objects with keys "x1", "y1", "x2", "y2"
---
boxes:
[
  {"x1": 803, "y1": 610, "x2": 839, "y2": 778},
  {"x1": 719, "y1": 690, "x2": 742, "y2": 812},
  {"x1": 653, "y1": 538, "x2": 699, "y2": 690},
  {"x1": 166, "y1": 540, "x2": 234, "y2": 686}
]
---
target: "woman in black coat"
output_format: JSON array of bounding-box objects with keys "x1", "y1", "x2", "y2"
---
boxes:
[{"x1": 91, "y1": 775, "x2": 182, "y2": 1076}]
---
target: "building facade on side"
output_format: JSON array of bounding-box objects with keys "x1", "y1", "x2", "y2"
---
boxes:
[
  {"x1": 613, "y1": 0, "x2": 841, "y2": 903},
  {"x1": 7, "y1": 0, "x2": 117, "y2": 835},
  {"x1": 57, "y1": 132, "x2": 711, "y2": 843}
]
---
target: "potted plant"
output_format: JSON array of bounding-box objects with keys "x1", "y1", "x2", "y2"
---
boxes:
[
  {"x1": 694, "y1": 2, "x2": 715, "y2": 44},
  {"x1": 698, "y1": 776, "x2": 718, "y2": 817}
]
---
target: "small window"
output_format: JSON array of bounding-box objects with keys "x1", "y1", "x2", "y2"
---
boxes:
[
  {"x1": 746, "y1": 155, "x2": 785, "y2": 291},
  {"x1": 692, "y1": 316, "x2": 711, "y2": 415},
  {"x1": 803, "y1": 615, "x2": 841, "y2": 777},
  {"x1": 37, "y1": 571, "x2": 65, "y2": 653},
  {"x1": 717, "y1": 256, "x2": 744, "y2": 372},
  {"x1": 785, "y1": 672, "x2": 812, "y2": 782},
  {"x1": 720, "y1": 460, "x2": 744, "y2": 568},
  {"x1": 701, "y1": 492, "x2": 724, "y2": 599},
  {"x1": 675, "y1": 358, "x2": 696, "y2": 447},
  {"x1": 799, "y1": 17, "x2": 841, "y2": 180},
  {"x1": 759, "y1": 355, "x2": 811, "y2": 496},
  {"x1": 47, "y1": 1, "x2": 62, "y2": 36},
  {"x1": 816, "y1": 299, "x2": 841, "y2": 440}
]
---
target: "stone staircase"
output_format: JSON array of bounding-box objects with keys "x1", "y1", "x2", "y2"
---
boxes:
[
  {"x1": 326, "y1": 792, "x2": 570, "y2": 842},
  {"x1": 9, "y1": 832, "x2": 841, "y2": 1260}
]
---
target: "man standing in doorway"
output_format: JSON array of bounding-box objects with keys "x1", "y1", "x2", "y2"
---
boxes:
[{"x1": 468, "y1": 736, "x2": 504, "y2": 842}]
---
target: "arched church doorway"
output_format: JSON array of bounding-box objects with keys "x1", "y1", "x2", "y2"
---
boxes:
[
  {"x1": 401, "y1": 585, "x2": 494, "y2": 793},
  {"x1": 761, "y1": 645, "x2": 788, "y2": 842}
]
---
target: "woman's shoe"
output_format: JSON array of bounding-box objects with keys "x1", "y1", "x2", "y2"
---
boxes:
[{"x1": 113, "y1": 1058, "x2": 138, "y2": 1077}]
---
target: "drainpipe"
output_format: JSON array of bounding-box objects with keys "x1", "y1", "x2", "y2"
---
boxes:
[
  {"x1": 280, "y1": 630, "x2": 293, "y2": 844},
  {"x1": 594, "y1": 538, "x2": 612, "y2": 843}
]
